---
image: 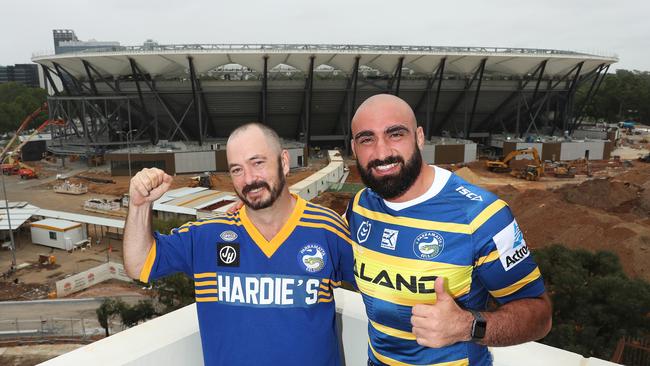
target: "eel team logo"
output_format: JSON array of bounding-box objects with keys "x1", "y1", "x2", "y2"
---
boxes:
[
  {"x1": 493, "y1": 219, "x2": 530, "y2": 271},
  {"x1": 412, "y1": 231, "x2": 444, "y2": 260},
  {"x1": 298, "y1": 244, "x2": 327, "y2": 273},
  {"x1": 218, "y1": 243, "x2": 240, "y2": 267},
  {"x1": 357, "y1": 220, "x2": 372, "y2": 243},
  {"x1": 220, "y1": 230, "x2": 238, "y2": 242}
]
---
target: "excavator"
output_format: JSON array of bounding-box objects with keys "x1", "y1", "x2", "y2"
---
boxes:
[{"x1": 486, "y1": 147, "x2": 544, "y2": 181}]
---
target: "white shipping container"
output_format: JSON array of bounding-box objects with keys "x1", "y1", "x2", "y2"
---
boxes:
[
  {"x1": 174, "y1": 151, "x2": 217, "y2": 174},
  {"x1": 464, "y1": 143, "x2": 477, "y2": 163},
  {"x1": 31, "y1": 219, "x2": 84, "y2": 251}
]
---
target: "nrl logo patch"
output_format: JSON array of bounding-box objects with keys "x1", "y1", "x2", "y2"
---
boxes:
[
  {"x1": 357, "y1": 220, "x2": 372, "y2": 244},
  {"x1": 220, "y1": 230, "x2": 238, "y2": 242}
]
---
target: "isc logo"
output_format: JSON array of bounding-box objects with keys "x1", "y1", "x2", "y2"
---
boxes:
[{"x1": 455, "y1": 186, "x2": 483, "y2": 201}]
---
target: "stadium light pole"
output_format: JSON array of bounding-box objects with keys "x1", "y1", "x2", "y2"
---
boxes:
[{"x1": 1, "y1": 172, "x2": 17, "y2": 269}]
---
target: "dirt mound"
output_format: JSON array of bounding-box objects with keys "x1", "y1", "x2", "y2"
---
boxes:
[
  {"x1": 557, "y1": 178, "x2": 640, "y2": 211},
  {"x1": 501, "y1": 186, "x2": 650, "y2": 282},
  {"x1": 311, "y1": 192, "x2": 355, "y2": 215},
  {"x1": 454, "y1": 167, "x2": 483, "y2": 185}
]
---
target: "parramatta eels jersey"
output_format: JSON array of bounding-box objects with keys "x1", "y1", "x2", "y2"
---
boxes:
[
  {"x1": 346, "y1": 166, "x2": 545, "y2": 366},
  {"x1": 139, "y1": 195, "x2": 355, "y2": 366}
]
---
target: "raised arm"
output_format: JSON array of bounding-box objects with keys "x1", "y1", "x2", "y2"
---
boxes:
[{"x1": 123, "y1": 168, "x2": 173, "y2": 279}]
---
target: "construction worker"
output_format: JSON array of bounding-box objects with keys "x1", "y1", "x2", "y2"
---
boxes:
[{"x1": 123, "y1": 123, "x2": 354, "y2": 366}]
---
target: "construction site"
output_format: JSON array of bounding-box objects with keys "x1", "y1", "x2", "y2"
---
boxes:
[{"x1": 1, "y1": 35, "x2": 649, "y2": 365}]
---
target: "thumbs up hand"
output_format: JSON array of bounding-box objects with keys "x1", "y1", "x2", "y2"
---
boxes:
[{"x1": 410, "y1": 277, "x2": 474, "y2": 348}]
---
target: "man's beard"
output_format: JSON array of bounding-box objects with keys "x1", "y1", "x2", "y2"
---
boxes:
[
  {"x1": 236, "y1": 158, "x2": 286, "y2": 210},
  {"x1": 357, "y1": 145, "x2": 422, "y2": 200}
]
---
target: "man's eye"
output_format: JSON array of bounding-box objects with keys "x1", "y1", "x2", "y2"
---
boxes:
[
  {"x1": 359, "y1": 137, "x2": 374, "y2": 144},
  {"x1": 230, "y1": 168, "x2": 242, "y2": 175},
  {"x1": 390, "y1": 131, "x2": 405, "y2": 138}
]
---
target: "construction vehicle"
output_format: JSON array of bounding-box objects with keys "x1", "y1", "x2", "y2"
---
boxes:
[
  {"x1": 639, "y1": 153, "x2": 650, "y2": 163},
  {"x1": 552, "y1": 162, "x2": 576, "y2": 178},
  {"x1": 38, "y1": 254, "x2": 56, "y2": 266},
  {"x1": 189, "y1": 173, "x2": 212, "y2": 188},
  {"x1": 18, "y1": 163, "x2": 37, "y2": 179}
]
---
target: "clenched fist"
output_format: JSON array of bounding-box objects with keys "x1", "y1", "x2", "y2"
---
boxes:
[{"x1": 129, "y1": 168, "x2": 173, "y2": 207}]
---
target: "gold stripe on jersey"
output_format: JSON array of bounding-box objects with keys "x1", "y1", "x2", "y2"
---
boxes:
[
  {"x1": 297, "y1": 221, "x2": 355, "y2": 246},
  {"x1": 352, "y1": 190, "x2": 507, "y2": 235},
  {"x1": 490, "y1": 267, "x2": 541, "y2": 298},
  {"x1": 370, "y1": 320, "x2": 416, "y2": 340},
  {"x1": 354, "y1": 246, "x2": 472, "y2": 307},
  {"x1": 195, "y1": 288, "x2": 218, "y2": 295},
  {"x1": 139, "y1": 239, "x2": 157, "y2": 283},
  {"x1": 318, "y1": 297, "x2": 333, "y2": 303},
  {"x1": 195, "y1": 297, "x2": 219, "y2": 302},
  {"x1": 369, "y1": 342, "x2": 469, "y2": 366},
  {"x1": 178, "y1": 219, "x2": 241, "y2": 233},
  {"x1": 301, "y1": 213, "x2": 350, "y2": 235},
  {"x1": 475, "y1": 250, "x2": 499, "y2": 267},
  {"x1": 194, "y1": 272, "x2": 217, "y2": 279},
  {"x1": 305, "y1": 204, "x2": 348, "y2": 226},
  {"x1": 240, "y1": 196, "x2": 305, "y2": 258}
]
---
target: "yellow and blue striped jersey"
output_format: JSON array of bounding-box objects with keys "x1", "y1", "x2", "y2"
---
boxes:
[
  {"x1": 346, "y1": 166, "x2": 545, "y2": 366},
  {"x1": 140, "y1": 195, "x2": 355, "y2": 366}
]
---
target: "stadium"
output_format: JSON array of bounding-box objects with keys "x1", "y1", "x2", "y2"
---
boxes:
[{"x1": 31, "y1": 36, "x2": 618, "y2": 174}]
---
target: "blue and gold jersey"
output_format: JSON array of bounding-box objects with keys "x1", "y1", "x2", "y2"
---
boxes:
[
  {"x1": 140, "y1": 195, "x2": 355, "y2": 366},
  {"x1": 346, "y1": 166, "x2": 545, "y2": 366}
]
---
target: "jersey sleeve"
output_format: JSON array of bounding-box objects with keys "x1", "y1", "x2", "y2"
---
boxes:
[
  {"x1": 138, "y1": 222, "x2": 196, "y2": 283},
  {"x1": 472, "y1": 202, "x2": 546, "y2": 304}
]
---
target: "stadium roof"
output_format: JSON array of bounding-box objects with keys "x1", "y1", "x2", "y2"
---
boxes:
[{"x1": 32, "y1": 44, "x2": 618, "y2": 79}]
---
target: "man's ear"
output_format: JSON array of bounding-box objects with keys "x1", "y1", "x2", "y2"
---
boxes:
[
  {"x1": 416, "y1": 126, "x2": 425, "y2": 149},
  {"x1": 281, "y1": 149, "x2": 290, "y2": 175}
]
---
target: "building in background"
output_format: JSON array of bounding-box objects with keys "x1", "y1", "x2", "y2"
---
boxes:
[
  {"x1": 0, "y1": 64, "x2": 39, "y2": 87},
  {"x1": 53, "y1": 29, "x2": 122, "y2": 55}
]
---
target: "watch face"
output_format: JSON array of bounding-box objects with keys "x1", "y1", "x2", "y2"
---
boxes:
[{"x1": 473, "y1": 320, "x2": 487, "y2": 339}]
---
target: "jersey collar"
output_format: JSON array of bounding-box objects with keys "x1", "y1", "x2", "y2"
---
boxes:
[
  {"x1": 240, "y1": 194, "x2": 306, "y2": 258},
  {"x1": 382, "y1": 165, "x2": 451, "y2": 211}
]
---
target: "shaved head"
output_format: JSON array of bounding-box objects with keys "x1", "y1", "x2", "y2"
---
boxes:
[
  {"x1": 227, "y1": 122, "x2": 282, "y2": 155},
  {"x1": 351, "y1": 94, "x2": 417, "y2": 134}
]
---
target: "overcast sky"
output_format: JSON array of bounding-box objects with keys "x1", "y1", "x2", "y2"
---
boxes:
[{"x1": 2, "y1": 0, "x2": 649, "y2": 71}]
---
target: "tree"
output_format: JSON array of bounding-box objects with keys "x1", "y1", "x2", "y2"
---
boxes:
[
  {"x1": 96, "y1": 298, "x2": 125, "y2": 337},
  {"x1": 533, "y1": 245, "x2": 650, "y2": 360},
  {"x1": 0, "y1": 82, "x2": 47, "y2": 133},
  {"x1": 119, "y1": 299, "x2": 157, "y2": 328},
  {"x1": 151, "y1": 217, "x2": 196, "y2": 313}
]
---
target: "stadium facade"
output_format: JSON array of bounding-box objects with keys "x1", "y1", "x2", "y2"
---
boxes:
[{"x1": 31, "y1": 31, "x2": 618, "y2": 163}]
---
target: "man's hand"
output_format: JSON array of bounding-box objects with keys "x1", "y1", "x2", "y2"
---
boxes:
[
  {"x1": 129, "y1": 168, "x2": 173, "y2": 207},
  {"x1": 411, "y1": 277, "x2": 473, "y2": 348}
]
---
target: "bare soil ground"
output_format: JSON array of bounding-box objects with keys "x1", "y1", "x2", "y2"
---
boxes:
[{"x1": 0, "y1": 344, "x2": 85, "y2": 366}]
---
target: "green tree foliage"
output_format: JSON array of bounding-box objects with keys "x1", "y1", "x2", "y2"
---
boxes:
[
  {"x1": 534, "y1": 245, "x2": 650, "y2": 360},
  {"x1": 119, "y1": 299, "x2": 157, "y2": 328},
  {"x1": 576, "y1": 69, "x2": 650, "y2": 123},
  {"x1": 96, "y1": 298, "x2": 158, "y2": 336},
  {"x1": 0, "y1": 82, "x2": 47, "y2": 133},
  {"x1": 151, "y1": 217, "x2": 196, "y2": 313},
  {"x1": 96, "y1": 298, "x2": 123, "y2": 337}
]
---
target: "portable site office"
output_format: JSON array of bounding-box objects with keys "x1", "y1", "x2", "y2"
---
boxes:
[{"x1": 30, "y1": 218, "x2": 87, "y2": 251}]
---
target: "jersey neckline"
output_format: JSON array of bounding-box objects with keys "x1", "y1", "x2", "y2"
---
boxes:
[
  {"x1": 382, "y1": 165, "x2": 452, "y2": 211},
  {"x1": 240, "y1": 194, "x2": 306, "y2": 258}
]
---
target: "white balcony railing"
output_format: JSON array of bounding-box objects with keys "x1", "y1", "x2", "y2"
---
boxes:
[{"x1": 40, "y1": 289, "x2": 619, "y2": 366}]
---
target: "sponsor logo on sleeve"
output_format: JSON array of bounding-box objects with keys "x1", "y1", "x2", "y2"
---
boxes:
[
  {"x1": 455, "y1": 186, "x2": 483, "y2": 201},
  {"x1": 297, "y1": 244, "x2": 327, "y2": 273},
  {"x1": 412, "y1": 231, "x2": 444, "y2": 260},
  {"x1": 381, "y1": 228, "x2": 399, "y2": 250},
  {"x1": 218, "y1": 242, "x2": 240, "y2": 267},
  {"x1": 493, "y1": 220, "x2": 530, "y2": 271},
  {"x1": 356, "y1": 220, "x2": 372, "y2": 243}
]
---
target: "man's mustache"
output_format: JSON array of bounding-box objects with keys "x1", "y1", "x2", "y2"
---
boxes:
[{"x1": 242, "y1": 181, "x2": 271, "y2": 195}]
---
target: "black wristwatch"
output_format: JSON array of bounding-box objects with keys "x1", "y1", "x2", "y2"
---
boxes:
[{"x1": 469, "y1": 309, "x2": 487, "y2": 342}]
